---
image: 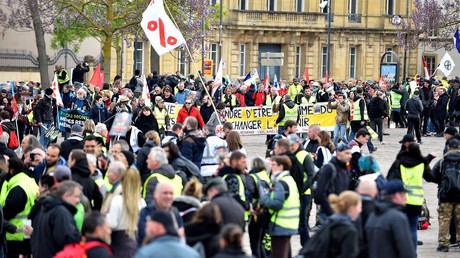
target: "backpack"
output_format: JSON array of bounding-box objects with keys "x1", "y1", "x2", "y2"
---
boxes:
[
  {"x1": 1, "y1": 124, "x2": 19, "y2": 149},
  {"x1": 440, "y1": 156, "x2": 460, "y2": 196},
  {"x1": 312, "y1": 163, "x2": 337, "y2": 198},
  {"x1": 129, "y1": 76, "x2": 137, "y2": 91},
  {"x1": 297, "y1": 220, "x2": 343, "y2": 258},
  {"x1": 54, "y1": 239, "x2": 112, "y2": 258},
  {"x1": 418, "y1": 198, "x2": 430, "y2": 230}
]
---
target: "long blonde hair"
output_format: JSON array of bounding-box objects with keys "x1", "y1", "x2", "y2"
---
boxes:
[{"x1": 121, "y1": 167, "x2": 142, "y2": 239}]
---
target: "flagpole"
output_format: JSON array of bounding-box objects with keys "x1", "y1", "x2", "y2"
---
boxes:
[{"x1": 164, "y1": 3, "x2": 222, "y2": 125}]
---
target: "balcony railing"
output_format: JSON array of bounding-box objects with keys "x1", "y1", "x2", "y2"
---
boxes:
[{"x1": 228, "y1": 10, "x2": 323, "y2": 28}]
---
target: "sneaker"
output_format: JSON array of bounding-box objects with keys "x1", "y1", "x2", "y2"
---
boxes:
[
  {"x1": 417, "y1": 240, "x2": 423, "y2": 245},
  {"x1": 417, "y1": 141, "x2": 423, "y2": 145},
  {"x1": 449, "y1": 243, "x2": 459, "y2": 248},
  {"x1": 380, "y1": 141, "x2": 385, "y2": 145},
  {"x1": 436, "y1": 246, "x2": 449, "y2": 252},
  {"x1": 383, "y1": 132, "x2": 390, "y2": 135}
]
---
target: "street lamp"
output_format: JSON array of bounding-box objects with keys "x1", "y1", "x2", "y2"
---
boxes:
[{"x1": 320, "y1": 1, "x2": 332, "y2": 79}]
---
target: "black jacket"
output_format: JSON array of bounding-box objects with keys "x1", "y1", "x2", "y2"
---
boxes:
[
  {"x1": 213, "y1": 246, "x2": 254, "y2": 258},
  {"x1": 180, "y1": 130, "x2": 206, "y2": 169},
  {"x1": 435, "y1": 92, "x2": 449, "y2": 113},
  {"x1": 184, "y1": 221, "x2": 221, "y2": 258},
  {"x1": 137, "y1": 141, "x2": 157, "y2": 183},
  {"x1": 30, "y1": 196, "x2": 81, "y2": 258},
  {"x1": 60, "y1": 134, "x2": 84, "y2": 161},
  {"x1": 199, "y1": 104, "x2": 214, "y2": 124},
  {"x1": 314, "y1": 157, "x2": 350, "y2": 215},
  {"x1": 134, "y1": 113, "x2": 159, "y2": 135},
  {"x1": 0, "y1": 143, "x2": 17, "y2": 159},
  {"x1": 420, "y1": 86, "x2": 434, "y2": 108},
  {"x1": 72, "y1": 64, "x2": 89, "y2": 84},
  {"x1": 368, "y1": 97, "x2": 387, "y2": 119},
  {"x1": 432, "y1": 150, "x2": 460, "y2": 203},
  {"x1": 365, "y1": 201, "x2": 416, "y2": 258},
  {"x1": 328, "y1": 214, "x2": 360, "y2": 258},
  {"x1": 89, "y1": 104, "x2": 109, "y2": 125},
  {"x1": 71, "y1": 160, "x2": 103, "y2": 210},
  {"x1": 404, "y1": 96, "x2": 423, "y2": 119},
  {"x1": 34, "y1": 95, "x2": 56, "y2": 123},
  {"x1": 211, "y1": 192, "x2": 246, "y2": 232}
]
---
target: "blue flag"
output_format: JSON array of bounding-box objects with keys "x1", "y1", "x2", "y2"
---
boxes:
[
  {"x1": 243, "y1": 72, "x2": 252, "y2": 86},
  {"x1": 454, "y1": 28, "x2": 460, "y2": 54}
]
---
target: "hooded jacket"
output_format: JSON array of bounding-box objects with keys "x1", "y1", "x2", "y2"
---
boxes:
[
  {"x1": 432, "y1": 150, "x2": 460, "y2": 203},
  {"x1": 367, "y1": 96, "x2": 388, "y2": 119},
  {"x1": 60, "y1": 134, "x2": 84, "y2": 161},
  {"x1": 180, "y1": 130, "x2": 206, "y2": 169},
  {"x1": 404, "y1": 95, "x2": 423, "y2": 119},
  {"x1": 326, "y1": 214, "x2": 360, "y2": 258},
  {"x1": 176, "y1": 105, "x2": 205, "y2": 128},
  {"x1": 144, "y1": 164, "x2": 186, "y2": 204},
  {"x1": 30, "y1": 196, "x2": 81, "y2": 258},
  {"x1": 365, "y1": 201, "x2": 416, "y2": 258},
  {"x1": 275, "y1": 99, "x2": 300, "y2": 124},
  {"x1": 184, "y1": 221, "x2": 221, "y2": 258},
  {"x1": 134, "y1": 113, "x2": 159, "y2": 135},
  {"x1": 71, "y1": 159, "x2": 103, "y2": 210}
]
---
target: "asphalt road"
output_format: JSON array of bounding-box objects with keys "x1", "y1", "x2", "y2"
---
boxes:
[{"x1": 240, "y1": 127, "x2": 459, "y2": 257}]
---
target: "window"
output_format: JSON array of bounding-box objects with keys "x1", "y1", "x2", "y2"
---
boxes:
[
  {"x1": 240, "y1": 44, "x2": 246, "y2": 76},
  {"x1": 134, "y1": 42, "x2": 144, "y2": 72},
  {"x1": 296, "y1": 0, "x2": 303, "y2": 12},
  {"x1": 320, "y1": 0, "x2": 328, "y2": 13},
  {"x1": 209, "y1": 43, "x2": 218, "y2": 75},
  {"x1": 425, "y1": 56, "x2": 436, "y2": 75},
  {"x1": 295, "y1": 46, "x2": 301, "y2": 78},
  {"x1": 209, "y1": 0, "x2": 218, "y2": 5},
  {"x1": 267, "y1": 0, "x2": 276, "y2": 11},
  {"x1": 321, "y1": 46, "x2": 328, "y2": 78},
  {"x1": 386, "y1": 47, "x2": 393, "y2": 63},
  {"x1": 349, "y1": 47, "x2": 357, "y2": 79},
  {"x1": 239, "y1": 0, "x2": 247, "y2": 10},
  {"x1": 349, "y1": 0, "x2": 357, "y2": 14},
  {"x1": 178, "y1": 49, "x2": 187, "y2": 76},
  {"x1": 386, "y1": 0, "x2": 395, "y2": 15}
]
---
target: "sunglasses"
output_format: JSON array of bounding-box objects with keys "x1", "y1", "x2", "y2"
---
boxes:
[{"x1": 185, "y1": 102, "x2": 192, "y2": 104}]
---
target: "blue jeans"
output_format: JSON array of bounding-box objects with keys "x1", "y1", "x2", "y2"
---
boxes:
[
  {"x1": 407, "y1": 214, "x2": 419, "y2": 251},
  {"x1": 39, "y1": 122, "x2": 53, "y2": 148},
  {"x1": 367, "y1": 139, "x2": 375, "y2": 152},
  {"x1": 333, "y1": 123, "x2": 348, "y2": 146},
  {"x1": 299, "y1": 194, "x2": 311, "y2": 246}
]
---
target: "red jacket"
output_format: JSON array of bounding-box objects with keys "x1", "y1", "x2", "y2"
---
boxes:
[
  {"x1": 176, "y1": 105, "x2": 205, "y2": 128},
  {"x1": 235, "y1": 93, "x2": 246, "y2": 107},
  {"x1": 253, "y1": 91, "x2": 266, "y2": 106}
]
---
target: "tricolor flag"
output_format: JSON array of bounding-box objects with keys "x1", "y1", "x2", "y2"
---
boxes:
[
  {"x1": 273, "y1": 74, "x2": 279, "y2": 89},
  {"x1": 142, "y1": 75, "x2": 151, "y2": 107},
  {"x1": 51, "y1": 74, "x2": 63, "y2": 107},
  {"x1": 454, "y1": 27, "x2": 460, "y2": 54},
  {"x1": 243, "y1": 72, "x2": 252, "y2": 86},
  {"x1": 422, "y1": 56, "x2": 430, "y2": 79},
  {"x1": 211, "y1": 59, "x2": 223, "y2": 96}
]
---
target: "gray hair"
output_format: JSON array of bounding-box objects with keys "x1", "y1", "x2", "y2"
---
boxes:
[
  {"x1": 25, "y1": 135, "x2": 40, "y2": 149},
  {"x1": 112, "y1": 140, "x2": 130, "y2": 151},
  {"x1": 149, "y1": 147, "x2": 168, "y2": 166},
  {"x1": 95, "y1": 123, "x2": 107, "y2": 134},
  {"x1": 108, "y1": 161, "x2": 127, "y2": 177},
  {"x1": 55, "y1": 181, "x2": 82, "y2": 198}
]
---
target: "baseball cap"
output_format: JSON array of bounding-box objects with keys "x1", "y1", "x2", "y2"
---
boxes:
[
  {"x1": 399, "y1": 134, "x2": 415, "y2": 144},
  {"x1": 336, "y1": 143, "x2": 352, "y2": 152},
  {"x1": 71, "y1": 124, "x2": 83, "y2": 133},
  {"x1": 381, "y1": 179, "x2": 411, "y2": 195},
  {"x1": 286, "y1": 134, "x2": 301, "y2": 144},
  {"x1": 146, "y1": 210, "x2": 178, "y2": 236},
  {"x1": 53, "y1": 165, "x2": 72, "y2": 182}
]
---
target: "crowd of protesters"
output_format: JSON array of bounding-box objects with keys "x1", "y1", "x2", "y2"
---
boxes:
[{"x1": 0, "y1": 65, "x2": 460, "y2": 258}]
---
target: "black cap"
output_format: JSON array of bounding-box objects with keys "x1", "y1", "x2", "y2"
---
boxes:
[
  {"x1": 381, "y1": 179, "x2": 411, "y2": 195},
  {"x1": 121, "y1": 150, "x2": 135, "y2": 167},
  {"x1": 445, "y1": 126, "x2": 458, "y2": 136},
  {"x1": 146, "y1": 210, "x2": 178, "y2": 236},
  {"x1": 399, "y1": 134, "x2": 415, "y2": 144},
  {"x1": 45, "y1": 88, "x2": 53, "y2": 96}
]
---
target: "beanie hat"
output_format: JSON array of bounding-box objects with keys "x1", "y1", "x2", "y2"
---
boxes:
[
  {"x1": 45, "y1": 88, "x2": 53, "y2": 96},
  {"x1": 121, "y1": 150, "x2": 135, "y2": 167}
]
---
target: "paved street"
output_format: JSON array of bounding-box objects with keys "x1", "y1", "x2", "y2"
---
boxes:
[{"x1": 241, "y1": 127, "x2": 459, "y2": 257}]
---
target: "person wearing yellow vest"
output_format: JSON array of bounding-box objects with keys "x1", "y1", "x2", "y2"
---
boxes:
[
  {"x1": 222, "y1": 86, "x2": 240, "y2": 108},
  {"x1": 387, "y1": 142, "x2": 436, "y2": 251},
  {"x1": 153, "y1": 98, "x2": 170, "y2": 137},
  {"x1": 390, "y1": 85, "x2": 404, "y2": 128},
  {"x1": 288, "y1": 78, "x2": 302, "y2": 101},
  {"x1": 55, "y1": 65, "x2": 70, "y2": 92},
  {"x1": 275, "y1": 94, "x2": 299, "y2": 134},
  {"x1": 144, "y1": 147, "x2": 186, "y2": 204},
  {"x1": 287, "y1": 134, "x2": 315, "y2": 247},
  {"x1": 295, "y1": 88, "x2": 316, "y2": 105},
  {"x1": 220, "y1": 152, "x2": 250, "y2": 221},
  {"x1": 260, "y1": 155, "x2": 300, "y2": 258},
  {"x1": 0, "y1": 158, "x2": 38, "y2": 258},
  {"x1": 264, "y1": 87, "x2": 282, "y2": 112}
]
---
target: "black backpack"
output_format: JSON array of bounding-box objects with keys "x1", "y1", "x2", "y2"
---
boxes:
[
  {"x1": 297, "y1": 220, "x2": 343, "y2": 258},
  {"x1": 129, "y1": 76, "x2": 137, "y2": 91},
  {"x1": 440, "y1": 156, "x2": 460, "y2": 196}
]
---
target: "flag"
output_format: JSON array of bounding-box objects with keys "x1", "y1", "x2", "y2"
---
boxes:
[
  {"x1": 273, "y1": 74, "x2": 279, "y2": 89},
  {"x1": 454, "y1": 27, "x2": 460, "y2": 54},
  {"x1": 89, "y1": 63, "x2": 104, "y2": 87},
  {"x1": 225, "y1": 75, "x2": 231, "y2": 85},
  {"x1": 51, "y1": 74, "x2": 63, "y2": 106},
  {"x1": 10, "y1": 81, "x2": 17, "y2": 117},
  {"x1": 243, "y1": 72, "x2": 252, "y2": 86},
  {"x1": 325, "y1": 71, "x2": 329, "y2": 83},
  {"x1": 252, "y1": 68, "x2": 259, "y2": 83},
  {"x1": 232, "y1": 78, "x2": 241, "y2": 88},
  {"x1": 263, "y1": 71, "x2": 269, "y2": 90},
  {"x1": 438, "y1": 52, "x2": 456, "y2": 76},
  {"x1": 379, "y1": 76, "x2": 386, "y2": 87},
  {"x1": 141, "y1": 0, "x2": 186, "y2": 56},
  {"x1": 302, "y1": 66, "x2": 310, "y2": 82},
  {"x1": 142, "y1": 75, "x2": 151, "y2": 107},
  {"x1": 422, "y1": 56, "x2": 430, "y2": 79},
  {"x1": 211, "y1": 59, "x2": 223, "y2": 96}
]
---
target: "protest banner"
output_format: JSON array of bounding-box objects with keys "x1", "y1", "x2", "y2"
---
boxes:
[
  {"x1": 56, "y1": 108, "x2": 90, "y2": 132},
  {"x1": 110, "y1": 112, "x2": 133, "y2": 137},
  {"x1": 164, "y1": 102, "x2": 336, "y2": 135}
]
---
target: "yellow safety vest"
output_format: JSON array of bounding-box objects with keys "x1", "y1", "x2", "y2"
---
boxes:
[
  {"x1": 302, "y1": 96, "x2": 316, "y2": 105},
  {"x1": 265, "y1": 95, "x2": 281, "y2": 106},
  {"x1": 57, "y1": 69, "x2": 70, "y2": 84},
  {"x1": 288, "y1": 84, "x2": 302, "y2": 100},
  {"x1": 143, "y1": 173, "x2": 183, "y2": 198},
  {"x1": 351, "y1": 98, "x2": 369, "y2": 121},
  {"x1": 390, "y1": 91, "x2": 402, "y2": 109},
  {"x1": 295, "y1": 150, "x2": 313, "y2": 195},
  {"x1": 279, "y1": 104, "x2": 298, "y2": 126},
  {"x1": 270, "y1": 175, "x2": 300, "y2": 230},
  {"x1": 222, "y1": 94, "x2": 237, "y2": 107},
  {"x1": 400, "y1": 163, "x2": 424, "y2": 206},
  {"x1": 0, "y1": 172, "x2": 38, "y2": 241},
  {"x1": 223, "y1": 173, "x2": 249, "y2": 220},
  {"x1": 249, "y1": 170, "x2": 270, "y2": 202},
  {"x1": 153, "y1": 106, "x2": 167, "y2": 130}
]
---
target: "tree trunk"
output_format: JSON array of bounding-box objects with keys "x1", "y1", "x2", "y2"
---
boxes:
[
  {"x1": 114, "y1": 35, "x2": 122, "y2": 77},
  {"x1": 28, "y1": 0, "x2": 50, "y2": 88},
  {"x1": 102, "y1": 36, "x2": 112, "y2": 84}
]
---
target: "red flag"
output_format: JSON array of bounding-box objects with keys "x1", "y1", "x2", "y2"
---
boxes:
[
  {"x1": 12, "y1": 96, "x2": 18, "y2": 117},
  {"x1": 263, "y1": 72, "x2": 269, "y2": 90},
  {"x1": 90, "y1": 64, "x2": 104, "y2": 87},
  {"x1": 422, "y1": 56, "x2": 430, "y2": 79},
  {"x1": 302, "y1": 67, "x2": 310, "y2": 83},
  {"x1": 379, "y1": 76, "x2": 386, "y2": 87},
  {"x1": 325, "y1": 71, "x2": 329, "y2": 83}
]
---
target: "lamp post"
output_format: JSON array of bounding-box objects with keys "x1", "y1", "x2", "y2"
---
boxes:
[
  {"x1": 320, "y1": 1, "x2": 332, "y2": 79},
  {"x1": 218, "y1": 0, "x2": 223, "y2": 63}
]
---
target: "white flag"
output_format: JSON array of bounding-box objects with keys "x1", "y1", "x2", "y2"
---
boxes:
[
  {"x1": 142, "y1": 75, "x2": 151, "y2": 107},
  {"x1": 141, "y1": 0, "x2": 186, "y2": 56},
  {"x1": 51, "y1": 74, "x2": 63, "y2": 106},
  {"x1": 211, "y1": 59, "x2": 223, "y2": 96},
  {"x1": 252, "y1": 68, "x2": 259, "y2": 84},
  {"x1": 438, "y1": 52, "x2": 456, "y2": 76}
]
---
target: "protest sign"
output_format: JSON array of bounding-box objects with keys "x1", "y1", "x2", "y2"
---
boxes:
[
  {"x1": 164, "y1": 103, "x2": 336, "y2": 135},
  {"x1": 56, "y1": 108, "x2": 90, "y2": 132},
  {"x1": 110, "y1": 112, "x2": 133, "y2": 137}
]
